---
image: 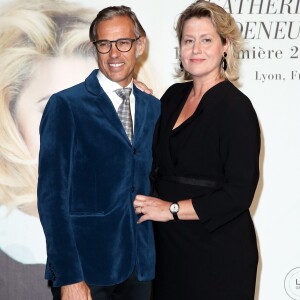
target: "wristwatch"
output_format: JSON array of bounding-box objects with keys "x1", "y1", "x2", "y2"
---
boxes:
[{"x1": 169, "y1": 202, "x2": 180, "y2": 221}]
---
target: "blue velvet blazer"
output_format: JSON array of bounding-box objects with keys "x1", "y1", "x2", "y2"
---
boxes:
[{"x1": 37, "y1": 70, "x2": 160, "y2": 287}]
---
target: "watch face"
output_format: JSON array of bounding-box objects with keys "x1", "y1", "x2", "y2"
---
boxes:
[{"x1": 170, "y1": 203, "x2": 179, "y2": 213}]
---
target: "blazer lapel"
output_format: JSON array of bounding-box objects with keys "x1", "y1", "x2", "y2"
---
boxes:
[
  {"x1": 132, "y1": 85, "x2": 148, "y2": 146},
  {"x1": 168, "y1": 81, "x2": 212, "y2": 134},
  {"x1": 85, "y1": 69, "x2": 131, "y2": 144}
]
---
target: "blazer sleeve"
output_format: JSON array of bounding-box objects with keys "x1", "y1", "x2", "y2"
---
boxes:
[
  {"x1": 192, "y1": 94, "x2": 261, "y2": 232},
  {"x1": 37, "y1": 95, "x2": 83, "y2": 286}
]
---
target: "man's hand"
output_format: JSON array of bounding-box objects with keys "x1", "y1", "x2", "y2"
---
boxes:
[
  {"x1": 61, "y1": 281, "x2": 92, "y2": 300},
  {"x1": 133, "y1": 79, "x2": 153, "y2": 94}
]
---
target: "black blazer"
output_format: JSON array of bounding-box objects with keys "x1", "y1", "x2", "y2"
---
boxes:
[
  {"x1": 153, "y1": 80, "x2": 260, "y2": 232},
  {"x1": 152, "y1": 80, "x2": 260, "y2": 300}
]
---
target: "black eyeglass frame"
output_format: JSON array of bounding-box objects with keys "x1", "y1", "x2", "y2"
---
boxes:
[{"x1": 93, "y1": 37, "x2": 140, "y2": 54}]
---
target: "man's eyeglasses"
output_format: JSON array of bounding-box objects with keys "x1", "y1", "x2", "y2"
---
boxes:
[{"x1": 93, "y1": 37, "x2": 140, "y2": 54}]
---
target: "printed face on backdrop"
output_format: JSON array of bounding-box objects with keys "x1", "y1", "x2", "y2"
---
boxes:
[
  {"x1": 180, "y1": 17, "x2": 228, "y2": 81},
  {"x1": 95, "y1": 15, "x2": 146, "y2": 87},
  {"x1": 15, "y1": 56, "x2": 97, "y2": 158}
]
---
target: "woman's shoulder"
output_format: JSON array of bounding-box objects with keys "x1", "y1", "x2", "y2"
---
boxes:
[
  {"x1": 219, "y1": 81, "x2": 259, "y2": 127},
  {"x1": 160, "y1": 81, "x2": 193, "y2": 103},
  {"x1": 165, "y1": 81, "x2": 193, "y2": 93},
  {"x1": 220, "y1": 81, "x2": 255, "y2": 111}
]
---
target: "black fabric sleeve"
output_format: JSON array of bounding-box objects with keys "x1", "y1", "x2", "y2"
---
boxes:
[{"x1": 192, "y1": 94, "x2": 261, "y2": 232}]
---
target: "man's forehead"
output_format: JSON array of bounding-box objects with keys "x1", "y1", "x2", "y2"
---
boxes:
[{"x1": 96, "y1": 16, "x2": 135, "y2": 38}]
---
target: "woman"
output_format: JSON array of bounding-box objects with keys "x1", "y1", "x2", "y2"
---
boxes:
[
  {"x1": 134, "y1": 1, "x2": 260, "y2": 299},
  {"x1": 0, "y1": 0, "x2": 97, "y2": 298}
]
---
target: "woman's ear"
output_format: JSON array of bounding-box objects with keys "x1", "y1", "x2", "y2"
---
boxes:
[{"x1": 223, "y1": 37, "x2": 230, "y2": 53}]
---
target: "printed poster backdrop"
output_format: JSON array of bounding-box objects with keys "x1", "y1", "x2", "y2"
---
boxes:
[{"x1": 0, "y1": 0, "x2": 299, "y2": 299}]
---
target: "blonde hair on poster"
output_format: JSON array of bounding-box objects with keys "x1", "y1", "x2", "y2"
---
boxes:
[{"x1": 0, "y1": 0, "x2": 96, "y2": 214}]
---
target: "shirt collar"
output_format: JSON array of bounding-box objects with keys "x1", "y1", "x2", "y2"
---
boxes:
[{"x1": 97, "y1": 70, "x2": 133, "y2": 94}]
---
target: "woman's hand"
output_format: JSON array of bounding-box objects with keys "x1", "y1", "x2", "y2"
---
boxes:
[
  {"x1": 133, "y1": 79, "x2": 153, "y2": 94},
  {"x1": 133, "y1": 195, "x2": 172, "y2": 223}
]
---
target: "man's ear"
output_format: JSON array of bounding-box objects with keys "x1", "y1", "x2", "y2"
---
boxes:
[{"x1": 136, "y1": 36, "x2": 146, "y2": 57}]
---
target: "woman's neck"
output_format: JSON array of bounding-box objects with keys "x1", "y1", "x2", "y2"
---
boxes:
[{"x1": 191, "y1": 75, "x2": 225, "y2": 100}]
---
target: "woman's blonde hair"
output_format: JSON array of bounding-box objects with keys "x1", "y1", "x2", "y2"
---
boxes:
[
  {"x1": 0, "y1": 0, "x2": 96, "y2": 213},
  {"x1": 175, "y1": 0, "x2": 243, "y2": 82}
]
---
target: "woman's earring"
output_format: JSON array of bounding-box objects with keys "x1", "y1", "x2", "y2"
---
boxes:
[
  {"x1": 180, "y1": 61, "x2": 184, "y2": 72},
  {"x1": 222, "y1": 52, "x2": 227, "y2": 71}
]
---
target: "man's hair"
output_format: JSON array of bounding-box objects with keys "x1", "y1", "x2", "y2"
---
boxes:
[{"x1": 89, "y1": 5, "x2": 146, "y2": 41}]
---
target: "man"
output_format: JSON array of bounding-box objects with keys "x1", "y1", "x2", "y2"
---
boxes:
[{"x1": 38, "y1": 6, "x2": 160, "y2": 300}]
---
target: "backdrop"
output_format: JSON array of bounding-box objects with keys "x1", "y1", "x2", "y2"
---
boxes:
[{"x1": 0, "y1": 0, "x2": 299, "y2": 299}]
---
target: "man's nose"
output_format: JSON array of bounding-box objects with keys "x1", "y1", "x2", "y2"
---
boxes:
[{"x1": 109, "y1": 42, "x2": 121, "y2": 57}]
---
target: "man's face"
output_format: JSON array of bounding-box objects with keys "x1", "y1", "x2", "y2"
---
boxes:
[{"x1": 95, "y1": 15, "x2": 145, "y2": 87}]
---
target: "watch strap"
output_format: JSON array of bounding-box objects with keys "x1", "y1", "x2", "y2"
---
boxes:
[{"x1": 172, "y1": 211, "x2": 179, "y2": 221}]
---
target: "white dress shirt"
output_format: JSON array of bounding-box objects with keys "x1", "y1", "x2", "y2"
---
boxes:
[{"x1": 97, "y1": 71, "x2": 135, "y2": 131}]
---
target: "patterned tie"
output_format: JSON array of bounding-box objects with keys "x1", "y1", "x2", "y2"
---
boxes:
[{"x1": 115, "y1": 87, "x2": 133, "y2": 143}]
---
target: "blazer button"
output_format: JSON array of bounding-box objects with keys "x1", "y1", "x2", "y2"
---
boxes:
[
  {"x1": 131, "y1": 186, "x2": 135, "y2": 192},
  {"x1": 133, "y1": 148, "x2": 137, "y2": 154}
]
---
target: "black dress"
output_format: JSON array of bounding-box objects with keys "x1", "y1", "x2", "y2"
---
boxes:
[{"x1": 152, "y1": 81, "x2": 260, "y2": 300}]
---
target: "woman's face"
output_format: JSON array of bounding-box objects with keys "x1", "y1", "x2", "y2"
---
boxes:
[
  {"x1": 15, "y1": 56, "x2": 97, "y2": 158},
  {"x1": 180, "y1": 17, "x2": 228, "y2": 81}
]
